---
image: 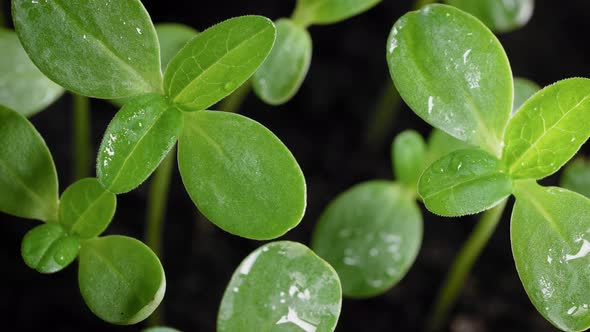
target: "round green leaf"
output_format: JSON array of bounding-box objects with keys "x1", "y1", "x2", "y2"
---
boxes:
[
  {"x1": 512, "y1": 181, "x2": 590, "y2": 331},
  {"x1": 503, "y1": 78, "x2": 590, "y2": 180},
  {"x1": 78, "y1": 236, "x2": 166, "y2": 325},
  {"x1": 252, "y1": 19, "x2": 312, "y2": 105},
  {"x1": 561, "y1": 158, "x2": 590, "y2": 199},
  {"x1": 97, "y1": 94, "x2": 183, "y2": 194},
  {"x1": 312, "y1": 181, "x2": 422, "y2": 298},
  {"x1": 444, "y1": 0, "x2": 534, "y2": 33},
  {"x1": 178, "y1": 111, "x2": 306, "y2": 240},
  {"x1": 419, "y1": 148, "x2": 512, "y2": 216},
  {"x1": 164, "y1": 16, "x2": 276, "y2": 111},
  {"x1": 426, "y1": 129, "x2": 471, "y2": 166},
  {"x1": 0, "y1": 29, "x2": 64, "y2": 117},
  {"x1": 387, "y1": 4, "x2": 513, "y2": 157},
  {"x1": 513, "y1": 77, "x2": 540, "y2": 115},
  {"x1": 292, "y1": 0, "x2": 381, "y2": 26},
  {"x1": 218, "y1": 241, "x2": 342, "y2": 332},
  {"x1": 392, "y1": 130, "x2": 427, "y2": 189},
  {"x1": 0, "y1": 106, "x2": 58, "y2": 221},
  {"x1": 58, "y1": 178, "x2": 116, "y2": 239},
  {"x1": 21, "y1": 223, "x2": 80, "y2": 274},
  {"x1": 155, "y1": 23, "x2": 199, "y2": 72},
  {"x1": 12, "y1": 0, "x2": 162, "y2": 98}
]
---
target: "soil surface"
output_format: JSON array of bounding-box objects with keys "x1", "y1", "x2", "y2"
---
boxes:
[{"x1": 1, "y1": 1, "x2": 590, "y2": 331}]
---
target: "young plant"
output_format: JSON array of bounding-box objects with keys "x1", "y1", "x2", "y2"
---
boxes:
[
  {"x1": 387, "y1": 4, "x2": 590, "y2": 331},
  {"x1": 0, "y1": 105, "x2": 165, "y2": 324},
  {"x1": 561, "y1": 158, "x2": 590, "y2": 199},
  {"x1": 442, "y1": 0, "x2": 534, "y2": 33}
]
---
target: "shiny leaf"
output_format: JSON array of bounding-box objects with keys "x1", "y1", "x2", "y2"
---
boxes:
[
  {"x1": 79, "y1": 236, "x2": 166, "y2": 325},
  {"x1": 419, "y1": 148, "x2": 512, "y2": 216},
  {"x1": 0, "y1": 106, "x2": 58, "y2": 221},
  {"x1": 155, "y1": 23, "x2": 198, "y2": 72},
  {"x1": 13, "y1": 0, "x2": 162, "y2": 98},
  {"x1": 560, "y1": 158, "x2": 590, "y2": 199},
  {"x1": 178, "y1": 111, "x2": 306, "y2": 240},
  {"x1": 21, "y1": 223, "x2": 80, "y2": 274},
  {"x1": 426, "y1": 129, "x2": 471, "y2": 166},
  {"x1": 312, "y1": 182, "x2": 422, "y2": 298},
  {"x1": 164, "y1": 16, "x2": 276, "y2": 111},
  {"x1": 513, "y1": 77, "x2": 540, "y2": 114},
  {"x1": 444, "y1": 0, "x2": 534, "y2": 33},
  {"x1": 218, "y1": 241, "x2": 342, "y2": 332},
  {"x1": 292, "y1": 0, "x2": 380, "y2": 26},
  {"x1": 392, "y1": 130, "x2": 427, "y2": 189},
  {"x1": 97, "y1": 94, "x2": 183, "y2": 194},
  {"x1": 503, "y1": 78, "x2": 590, "y2": 180},
  {"x1": 387, "y1": 4, "x2": 513, "y2": 157}
]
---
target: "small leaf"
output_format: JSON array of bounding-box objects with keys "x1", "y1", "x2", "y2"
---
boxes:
[
  {"x1": 21, "y1": 223, "x2": 80, "y2": 274},
  {"x1": 419, "y1": 148, "x2": 512, "y2": 216},
  {"x1": 155, "y1": 23, "x2": 199, "y2": 72},
  {"x1": 292, "y1": 0, "x2": 381, "y2": 26},
  {"x1": 503, "y1": 78, "x2": 590, "y2": 180},
  {"x1": 513, "y1": 77, "x2": 540, "y2": 115},
  {"x1": 164, "y1": 16, "x2": 276, "y2": 111},
  {"x1": 426, "y1": 129, "x2": 471, "y2": 166},
  {"x1": 312, "y1": 181, "x2": 422, "y2": 298},
  {"x1": 512, "y1": 181, "x2": 590, "y2": 331},
  {"x1": 178, "y1": 111, "x2": 306, "y2": 240},
  {"x1": 560, "y1": 158, "x2": 590, "y2": 199},
  {"x1": 443, "y1": 0, "x2": 534, "y2": 33},
  {"x1": 0, "y1": 29, "x2": 64, "y2": 117},
  {"x1": 78, "y1": 236, "x2": 166, "y2": 325},
  {"x1": 218, "y1": 241, "x2": 342, "y2": 332},
  {"x1": 59, "y1": 178, "x2": 116, "y2": 239},
  {"x1": 392, "y1": 130, "x2": 427, "y2": 189},
  {"x1": 97, "y1": 94, "x2": 183, "y2": 194},
  {"x1": 13, "y1": 0, "x2": 162, "y2": 98},
  {"x1": 0, "y1": 106, "x2": 58, "y2": 221},
  {"x1": 252, "y1": 19, "x2": 312, "y2": 105},
  {"x1": 387, "y1": 4, "x2": 513, "y2": 157}
]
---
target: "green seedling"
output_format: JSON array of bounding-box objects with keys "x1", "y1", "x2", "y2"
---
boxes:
[
  {"x1": 388, "y1": 4, "x2": 590, "y2": 331},
  {"x1": 442, "y1": 0, "x2": 534, "y2": 33},
  {"x1": 561, "y1": 158, "x2": 590, "y2": 199},
  {"x1": 0, "y1": 105, "x2": 165, "y2": 324}
]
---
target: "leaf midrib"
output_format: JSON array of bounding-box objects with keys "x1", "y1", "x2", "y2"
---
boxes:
[{"x1": 68, "y1": 191, "x2": 110, "y2": 236}]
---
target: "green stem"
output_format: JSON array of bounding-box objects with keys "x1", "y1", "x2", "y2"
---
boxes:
[
  {"x1": 219, "y1": 80, "x2": 252, "y2": 114},
  {"x1": 365, "y1": 82, "x2": 402, "y2": 150},
  {"x1": 426, "y1": 199, "x2": 508, "y2": 332},
  {"x1": 72, "y1": 94, "x2": 92, "y2": 180},
  {"x1": 144, "y1": 148, "x2": 175, "y2": 326}
]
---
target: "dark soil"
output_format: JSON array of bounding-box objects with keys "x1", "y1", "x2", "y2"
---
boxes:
[{"x1": 1, "y1": 1, "x2": 589, "y2": 331}]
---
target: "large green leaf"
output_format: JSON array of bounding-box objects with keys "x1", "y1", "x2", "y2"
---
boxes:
[
  {"x1": 0, "y1": 29, "x2": 64, "y2": 117},
  {"x1": 78, "y1": 236, "x2": 165, "y2": 325},
  {"x1": 58, "y1": 178, "x2": 116, "y2": 239},
  {"x1": 312, "y1": 182, "x2": 422, "y2": 298},
  {"x1": 21, "y1": 223, "x2": 80, "y2": 274},
  {"x1": 252, "y1": 19, "x2": 312, "y2": 105},
  {"x1": 444, "y1": 0, "x2": 534, "y2": 33},
  {"x1": 419, "y1": 148, "x2": 512, "y2": 216},
  {"x1": 178, "y1": 111, "x2": 306, "y2": 240},
  {"x1": 0, "y1": 106, "x2": 58, "y2": 221},
  {"x1": 164, "y1": 16, "x2": 276, "y2": 111},
  {"x1": 292, "y1": 0, "x2": 380, "y2": 26},
  {"x1": 392, "y1": 130, "x2": 426, "y2": 189},
  {"x1": 561, "y1": 158, "x2": 590, "y2": 199},
  {"x1": 12, "y1": 0, "x2": 162, "y2": 98},
  {"x1": 155, "y1": 24, "x2": 198, "y2": 72},
  {"x1": 513, "y1": 77, "x2": 540, "y2": 114},
  {"x1": 426, "y1": 129, "x2": 471, "y2": 165},
  {"x1": 503, "y1": 78, "x2": 590, "y2": 180},
  {"x1": 512, "y1": 181, "x2": 590, "y2": 331},
  {"x1": 387, "y1": 4, "x2": 513, "y2": 157},
  {"x1": 218, "y1": 241, "x2": 342, "y2": 332},
  {"x1": 97, "y1": 94, "x2": 183, "y2": 194}
]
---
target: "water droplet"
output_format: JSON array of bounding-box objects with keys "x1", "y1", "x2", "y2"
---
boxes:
[
  {"x1": 136, "y1": 27, "x2": 142, "y2": 34},
  {"x1": 428, "y1": 96, "x2": 434, "y2": 114},
  {"x1": 276, "y1": 307, "x2": 317, "y2": 332},
  {"x1": 224, "y1": 82, "x2": 235, "y2": 91}
]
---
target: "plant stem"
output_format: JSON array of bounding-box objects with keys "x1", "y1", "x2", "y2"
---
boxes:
[
  {"x1": 219, "y1": 80, "x2": 252, "y2": 114},
  {"x1": 364, "y1": 82, "x2": 402, "y2": 150},
  {"x1": 72, "y1": 94, "x2": 92, "y2": 180},
  {"x1": 144, "y1": 148, "x2": 175, "y2": 326},
  {"x1": 426, "y1": 199, "x2": 508, "y2": 332}
]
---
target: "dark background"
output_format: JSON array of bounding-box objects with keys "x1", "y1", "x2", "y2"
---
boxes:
[{"x1": 1, "y1": 0, "x2": 590, "y2": 331}]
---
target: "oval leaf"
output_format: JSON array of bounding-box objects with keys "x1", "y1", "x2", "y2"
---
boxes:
[
  {"x1": 561, "y1": 158, "x2": 590, "y2": 199},
  {"x1": 0, "y1": 29, "x2": 64, "y2": 117},
  {"x1": 387, "y1": 4, "x2": 513, "y2": 157},
  {"x1": 252, "y1": 19, "x2": 312, "y2": 105},
  {"x1": 312, "y1": 181, "x2": 422, "y2": 298},
  {"x1": 444, "y1": 0, "x2": 534, "y2": 33},
  {"x1": 97, "y1": 94, "x2": 183, "y2": 194},
  {"x1": 178, "y1": 111, "x2": 306, "y2": 240},
  {"x1": 78, "y1": 236, "x2": 166, "y2": 325},
  {"x1": 503, "y1": 78, "x2": 590, "y2": 180},
  {"x1": 512, "y1": 181, "x2": 590, "y2": 331},
  {"x1": 21, "y1": 223, "x2": 80, "y2": 274},
  {"x1": 0, "y1": 106, "x2": 58, "y2": 221},
  {"x1": 218, "y1": 241, "x2": 342, "y2": 332},
  {"x1": 164, "y1": 16, "x2": 276, "y2": 111},
  {"x1": 426, "y1": 129, "x2": 471, "y2": 165},
  {"x1": 59, "y1": 178, "x2": 116, "y2": 239},
  {"x1": 13, "y1": 0, "x2": 162, "y2": 98},
  {"x1": 292, "y1": 0, "x2": 381, "y2": 26},
  {"x1": 419, "y1": 148, "x2": 512, "y2": 216},
  {"x1": 513, "y1": 77, "x2": 540, "y2": 115},
  {"x1": 392, "y1": 130, "x2": 427, "y2": 189},
  {"x1": 155, "y1": 23, "x2": 199, "y2": 73}
]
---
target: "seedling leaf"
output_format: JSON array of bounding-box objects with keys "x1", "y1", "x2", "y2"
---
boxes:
[
  {"x1": 560, "y1": 158, "x2": 590, "y2": 199},
  {"x1": 392, "y1": 130, "x2": 427, "y2": 189},
  {"x1": 292, "y1": 0, "x2": 381, "y2": 26},
  {"x1": 155, "y1": 24, "x2": 199, "y2": 73},
  {"x1": 513, "y1": 77, "x2": 540, "y2": 115},
  {"x1": 426, "y1": 129, "x2": 471, "y2": 165},
  {"x1": 21, "y1": 223, "x2": 80, "y2": 274},
  {"x1": 443, "y1": 0, "x2": 534, "y2": 33}
]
